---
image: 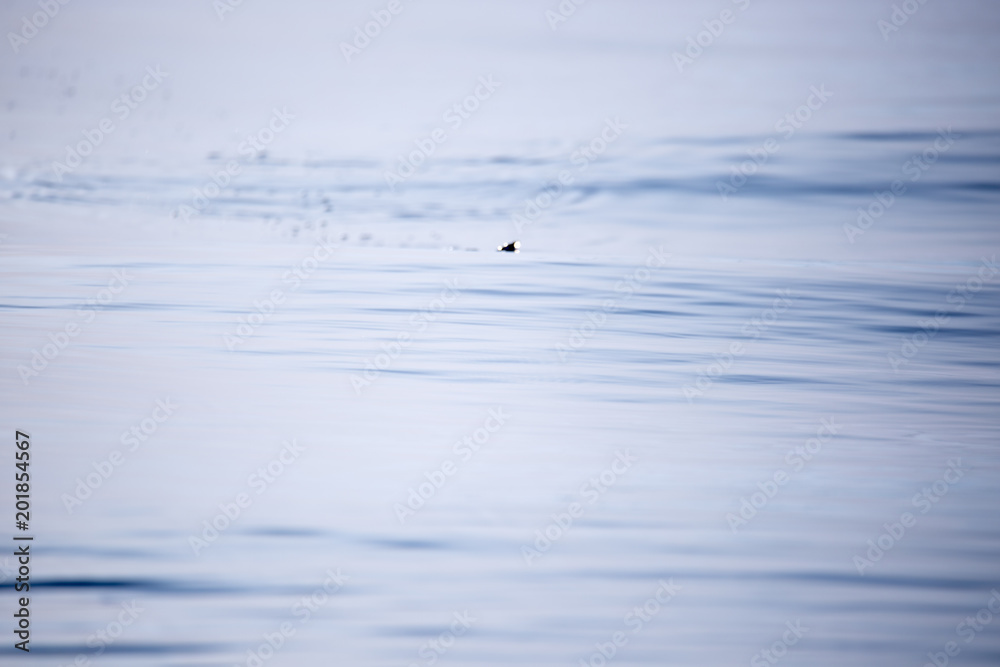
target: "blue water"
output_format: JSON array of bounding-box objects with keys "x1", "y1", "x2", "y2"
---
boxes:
[{"x1": 2, "y1": 0, "x2": 1000, "y2": 665}]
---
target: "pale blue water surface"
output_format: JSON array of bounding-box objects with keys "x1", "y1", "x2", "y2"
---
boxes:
[{"x1": 1, "y1": 1, "x2": 999, "y2": 665}]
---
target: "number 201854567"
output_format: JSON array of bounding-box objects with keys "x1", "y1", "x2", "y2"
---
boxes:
[{"x1": 15, "y1": 431, "x2": 30, "y2": 527}]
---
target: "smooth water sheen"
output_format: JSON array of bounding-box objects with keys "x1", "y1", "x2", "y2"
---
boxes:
[{"x1": 1, "y1": 0, "x2": 999, "y2": 665}]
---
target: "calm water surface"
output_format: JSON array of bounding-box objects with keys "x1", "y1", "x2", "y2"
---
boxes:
[
  {"x1": 1, "y1": 0, "x2": 999, "y2": 665},
  {"x1": 2, "y1": 240, "x2": 999, "y2": 666}
]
